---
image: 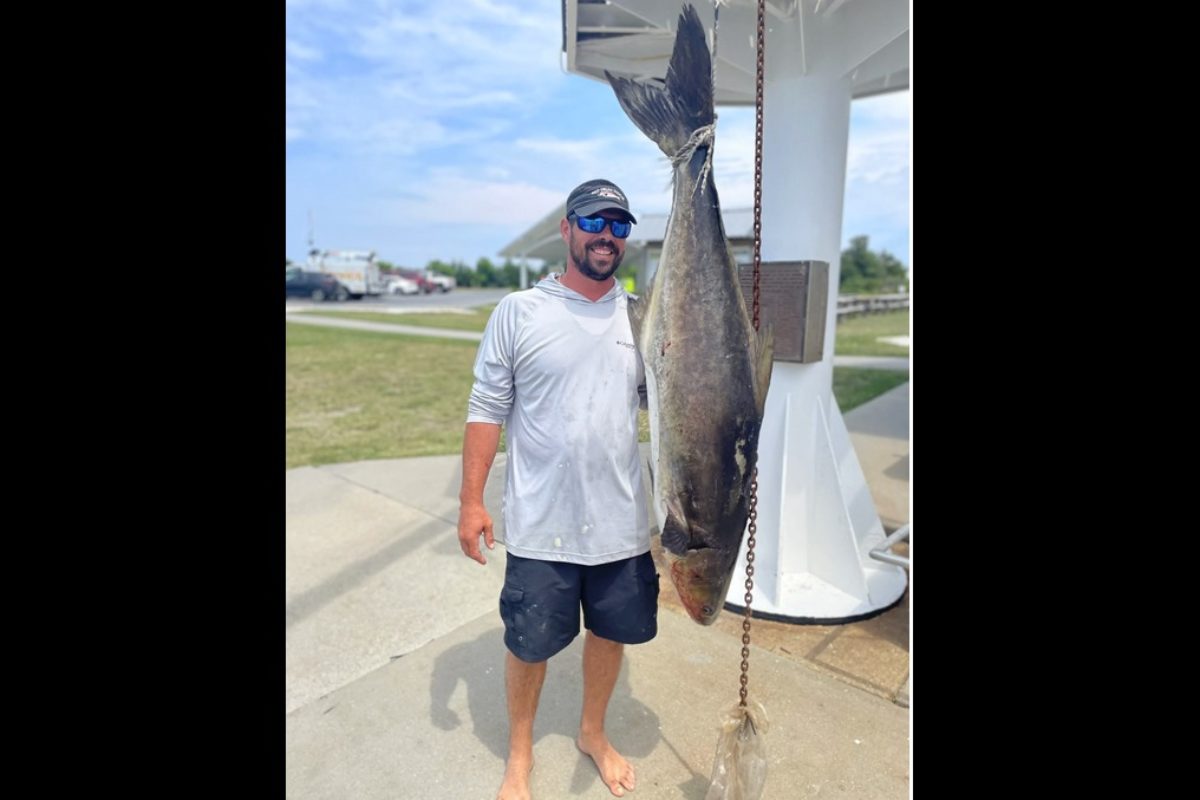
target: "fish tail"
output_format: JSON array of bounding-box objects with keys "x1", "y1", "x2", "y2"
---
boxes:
[{"x1": 604, "y1": 3, "x2": 714, "y2": 157}]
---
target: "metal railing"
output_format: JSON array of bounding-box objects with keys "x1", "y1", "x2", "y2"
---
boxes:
[{"x1": 869, "y1": 524, "x2": 910, "y2": 569}]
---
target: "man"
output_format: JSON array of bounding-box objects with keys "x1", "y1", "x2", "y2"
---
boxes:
[{"x1": 458, "y1": 178, "x2": 655, "y2": 800}]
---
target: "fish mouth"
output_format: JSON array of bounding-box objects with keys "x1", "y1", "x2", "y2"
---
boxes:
[{"x1": 666, "y1": 546, "x2": 736, "y2": 625}]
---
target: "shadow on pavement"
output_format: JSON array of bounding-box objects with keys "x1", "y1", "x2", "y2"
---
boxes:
[
  {"x1": 286, "y1": 514, "x2": 457, "y2": 629},
  {"x1": 429, "y1": 626, "x2": 671, "y2": 796}
]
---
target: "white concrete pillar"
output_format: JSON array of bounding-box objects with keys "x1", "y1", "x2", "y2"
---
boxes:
[{"x1": 726, "y1": 13, "x2": 906, "y2": 621}]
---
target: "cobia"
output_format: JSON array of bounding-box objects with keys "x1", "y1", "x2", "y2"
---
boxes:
[{"x1": 607, "y1": 3, "x2": 774, "y2": 625}]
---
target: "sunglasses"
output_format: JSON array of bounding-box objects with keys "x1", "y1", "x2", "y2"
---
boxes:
[{"x1": 570, "y1": 214, "x2": 632, "y2": 239}]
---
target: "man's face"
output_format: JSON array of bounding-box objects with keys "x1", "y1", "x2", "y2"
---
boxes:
[{"x1": 564, "y1": 210, "x2": 627, "y2": 282}]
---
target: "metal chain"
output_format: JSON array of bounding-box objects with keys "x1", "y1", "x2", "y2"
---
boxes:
[
  {"x1": 741, "y1": 0, "x2": 766, "y2": 709},
  {"x1": 752, "y1": 0, "x2": 764, "y2": 335}
]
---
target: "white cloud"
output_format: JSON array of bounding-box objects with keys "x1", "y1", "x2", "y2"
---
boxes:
[
  {"x1": 846, "y1": 97, "x2": 908, "y2": 180},
  {"x1": 286, "y1": 84, "x2": 319, "y2": 109},
  {"x1": 515, "y1": 135, "x2": 627, "y2": 160},
  {"x1": 709, "y1": 107, "x2": 758, "y2": 208},
  {"x1": 846, "y1": 92, "x2": 910, "y2": 184},
  {"x1": 846, "y1": 129, "x2": 908, "y2": 185},
  {"x1": 391, "y1": 172, "x2": 565, "y2": 224},
  {"x1": 379, "y1": 83, "x2": 519, "y2": 109},
  {"x1": 286, "y1": 2, "x2": 909, "y2": 269},
  {"x1": 357, "y1": 118, "x2": 450, "y2": 153},
  {"x1": 465, "y1": 0, "x2": 553, "y2": 29},
  {"x1": 286, "y1": 0, "x2": 565, "y2": 158},
  {"x1": 842, "y1": 92, "x2": 910, "y2": 260},
  {"x1": 286, "y1": 39, "x2": 322, "y2": 62},
  {"x1": 852, "y1": 90, "x2": 910, "y2": 125},
  {"x1": 348, "y1": 2, "x2": 562, "y2": 93}
]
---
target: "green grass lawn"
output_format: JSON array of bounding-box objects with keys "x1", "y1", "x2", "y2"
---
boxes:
[
  {"x1": 833, "y1": 309, "x2": 909, "y2": 356},
  {"x1": 299, "y1": 305, "x2": 908, "y2": 356},
  {"x1": 287, "y1": 322, "x2": 909, "y2": 469},
  {"x1": 286, "y1": 324, "x2": 482, "y2": 469},
  {"x1": 832, "y1": 367, "x2": 909, "y2": 412}
]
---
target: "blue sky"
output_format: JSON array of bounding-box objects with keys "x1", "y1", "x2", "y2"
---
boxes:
[{"x1": 286, "y1": 0, "x2": 910, "y2": 270}]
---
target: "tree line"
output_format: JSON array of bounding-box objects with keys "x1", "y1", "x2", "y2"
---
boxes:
[
  {"x1": 377, "y1": 258, "x2": 527, "y2": 288},
  {"x1": 840, "y1": 236, "x2": 908, "y2": 294},
  {"x1": 369, "y1": 235, "x2": 906, "y2": 293}
]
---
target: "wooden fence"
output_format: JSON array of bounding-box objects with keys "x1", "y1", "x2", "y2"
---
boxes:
[{"x1": 837, "y1": 293, "x2": 909, "y2": 318}]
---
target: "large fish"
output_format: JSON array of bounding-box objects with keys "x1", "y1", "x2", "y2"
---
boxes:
[{"x1": 607, "y1": 3, "x2": 774, "y2": 625}]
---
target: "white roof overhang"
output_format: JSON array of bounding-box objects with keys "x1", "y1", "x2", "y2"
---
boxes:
[{"x1": 563, "y1": 0, "x2": 908, "y2": 105}]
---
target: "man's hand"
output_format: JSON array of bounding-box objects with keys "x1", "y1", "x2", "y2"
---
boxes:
[
  {"x1": 459, "y1": 421, "x2": 501, "y2": 564},
  {"x1": 458, "y1": 502, "x2": 495, "y2": 564}
]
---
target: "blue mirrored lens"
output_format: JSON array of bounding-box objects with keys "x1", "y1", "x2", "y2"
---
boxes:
[
  {"x1": 576, "y1": 215, "x2": 605, "y2": 233},
  {"x1": 574, "y1": 215, "x2": 632, "y2": 239}
]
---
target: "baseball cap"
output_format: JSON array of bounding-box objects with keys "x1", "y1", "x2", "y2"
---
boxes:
[{"x1": 565, "y1": 179, "x2": 637, "y2": 223}]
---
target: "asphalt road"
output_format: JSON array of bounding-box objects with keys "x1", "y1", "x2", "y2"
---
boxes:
[{"x1": 285, "y1": 287, "x2": 512, "y2": 313}]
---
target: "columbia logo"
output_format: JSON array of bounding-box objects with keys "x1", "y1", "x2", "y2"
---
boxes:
[{"x1": 616, "y1": 340, "x2": 635, "y2": 350}]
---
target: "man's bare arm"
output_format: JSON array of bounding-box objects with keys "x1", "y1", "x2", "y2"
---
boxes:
[{"x1": 458, "y1": 421, "x2": 502, "y2": 564}]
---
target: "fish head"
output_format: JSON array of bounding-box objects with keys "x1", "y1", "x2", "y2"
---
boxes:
[{"x1": 666, "y1": 544, "x2": 739, "y2": 626}]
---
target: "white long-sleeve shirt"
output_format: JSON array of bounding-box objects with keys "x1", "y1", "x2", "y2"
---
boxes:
[{"x1": 467, "y1": 274, "x2": 649, "y2": 564}]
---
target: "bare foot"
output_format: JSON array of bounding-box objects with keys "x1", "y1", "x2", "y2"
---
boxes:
[
  {"x1": 497, "y1": 756, "x2": 532, "y2": 800},
  {"x1": 576, "y1": 732, "x2": 635, "y2": 797}
]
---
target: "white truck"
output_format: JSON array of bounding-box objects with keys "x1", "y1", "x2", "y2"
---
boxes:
[
  {"x1": 426, "y1": 271, "x2": 456, "y2": 292},
  {"x1": 310, "y1": 249, "x2": 385, "y2": 300}
]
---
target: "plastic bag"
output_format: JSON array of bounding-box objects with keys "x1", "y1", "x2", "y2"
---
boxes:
[{"x1": 704, "y1": 698, "x2": 769, "y2": 800}]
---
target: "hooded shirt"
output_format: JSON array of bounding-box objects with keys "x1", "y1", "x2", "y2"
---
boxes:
[{"x1": 467, "y1": 273, "x2": 649, "y2": 564}]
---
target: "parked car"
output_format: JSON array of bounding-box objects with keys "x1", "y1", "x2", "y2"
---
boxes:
[
  {"x1": 385, "y1": 275, "x2": 420, "y2": 295},
  {"x1": 395, "y1": 268, "x2": 437, "y2": 294},
  {"x1": 286, "y1": 268, "x2": 349, "y2": 302},
  {"x1": 427, "y1": 273, "x2": 456, "y2": 293}
]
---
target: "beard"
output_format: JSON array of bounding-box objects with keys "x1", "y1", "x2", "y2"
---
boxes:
[{"x1": 568, "y1": 228, "x2": 623, "y2": 282}]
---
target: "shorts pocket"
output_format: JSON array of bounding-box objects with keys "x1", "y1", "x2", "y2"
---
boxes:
[
  {"x1": 500, "y1": 586, "x2": 525, "y2": 622},
  {"x1": 628, "y1": 571, "x2": 660, "y2": 642}
]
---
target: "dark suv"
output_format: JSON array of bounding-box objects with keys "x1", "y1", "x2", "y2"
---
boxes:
[{"x1": 286, "y1": 268, "x2": 348, "y2": 302}]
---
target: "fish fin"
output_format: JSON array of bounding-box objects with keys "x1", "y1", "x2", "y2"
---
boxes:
[
  {"x1": 753, "y1": 323, "x2": 775, "y2": 419},
  {"x1": 604, "y1": 4, "x2": 713, "y2": 157},
  {"x1": 627, "y1": 291, "x2": 647, "y2": 345},
  {"x1": 660, "y1": 510, "x2": 690, "y2": 556}
]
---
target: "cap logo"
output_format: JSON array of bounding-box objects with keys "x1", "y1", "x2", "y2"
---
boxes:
[{"x1": 591, "y1": 187, "x2": 625, "y2": 202}]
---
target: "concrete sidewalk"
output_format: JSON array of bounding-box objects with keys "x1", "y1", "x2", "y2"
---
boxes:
[{"x1": 286, "y1": 383, "x2": 910, "y2": 799}]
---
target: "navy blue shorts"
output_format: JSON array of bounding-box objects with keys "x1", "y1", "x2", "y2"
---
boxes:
[{"x1": 499, "y1": 551, "x2": 660, "y2": 663}]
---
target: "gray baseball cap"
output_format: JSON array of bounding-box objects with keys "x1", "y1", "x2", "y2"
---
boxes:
[{"x1": 565, "y1": 179, "x2": 637, "y2": 223}]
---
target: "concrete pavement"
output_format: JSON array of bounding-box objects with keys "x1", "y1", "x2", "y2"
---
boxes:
[
  {"x1": 285, "y1": 313, "x2": 489, "y2": 342},
  {"x1": 286, "y1": 379, "x2": 910, "y2": 799}
]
